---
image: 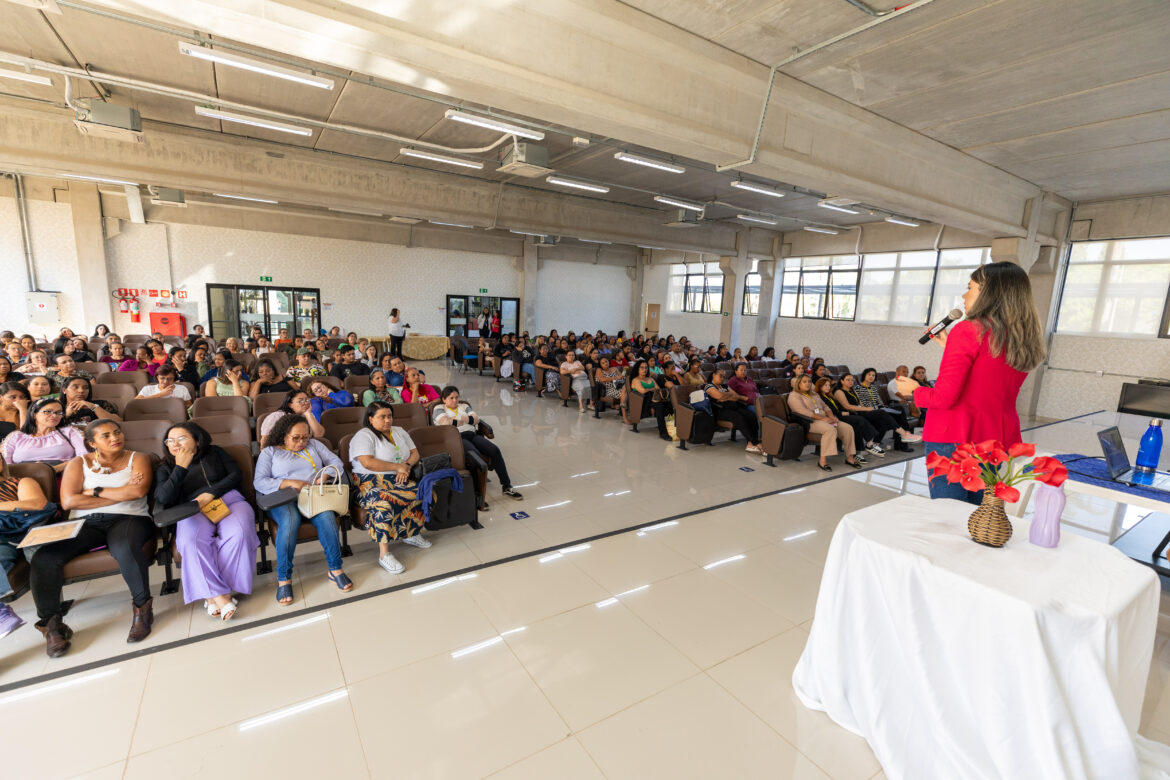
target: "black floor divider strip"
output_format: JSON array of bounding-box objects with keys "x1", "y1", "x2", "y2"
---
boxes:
[{"x1": 0, "y1": 409, "x2": 1104, "y2": 696}]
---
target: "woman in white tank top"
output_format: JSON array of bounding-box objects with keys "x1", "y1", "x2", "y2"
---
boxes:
[{"x1": 28, "y1": 419, "x2": 156, "y2": 658}]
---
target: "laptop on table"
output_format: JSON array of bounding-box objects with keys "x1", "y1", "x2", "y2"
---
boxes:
[{"x1": 1097, "y1": 426, "x2": 1170, "y2": 491}]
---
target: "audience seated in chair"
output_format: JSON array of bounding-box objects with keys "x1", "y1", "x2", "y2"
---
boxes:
[
  {"x1": 259, "y1": 389, "x2": 326, "y2": 442},
  {"x1": 137, "y1": 365, "x2": 192, "y2": 408},
  {"x1": 703, "y1": 369, "x2": 763, "y2": 454},
  {"x1": 432, "y1": 386, "x2": 522, "y2": 511},
  {"x1": 1, "y1": 397, "x2": 87, "y2": 473},
  {"x1": 788, "y1": 374, "x2": 863, "y2": 472},
  {"x1": 303, "y1": 378, "x2": 353, "y2": 422},
  {"x1": 361, "y1": 369, "x2": 403, "y2": 406},
  {"x1": 0, "y1": 452, "x2": 51, "y2": 640}
]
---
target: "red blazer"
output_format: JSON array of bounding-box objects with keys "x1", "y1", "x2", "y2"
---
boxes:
[{"x1": 912, "y1": 320, "x2": 1027, "y2": 446}]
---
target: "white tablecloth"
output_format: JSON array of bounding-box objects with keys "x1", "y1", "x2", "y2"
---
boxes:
[{"x1": 792, "y1": 494, "x2": 1170, "y2": 780}]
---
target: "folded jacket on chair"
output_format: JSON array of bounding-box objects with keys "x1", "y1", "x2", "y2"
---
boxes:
[{"x1": 416, "y1": 468, "x2": 464, "y2": 523}]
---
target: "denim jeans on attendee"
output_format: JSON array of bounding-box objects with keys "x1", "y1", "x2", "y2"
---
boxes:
[
  {"x1": 268, "y1": 503, "x2": 342, "y2": 582},
  {"x1": 0, "y1": 540, "x2": 21, "y2": 597},
  {"x1": 924, "y1": 442, "x2": 984, "y2": 506},
  {"x1": 520, "y1": 363, "x2": 536, "y2": 384}
]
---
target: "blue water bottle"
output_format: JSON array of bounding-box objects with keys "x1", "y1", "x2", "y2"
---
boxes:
[{"x1": 1135, "y1": 418, "x2": 1164, "y2": 473}]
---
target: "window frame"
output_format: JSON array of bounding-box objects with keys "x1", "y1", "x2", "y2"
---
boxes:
[
  {"x1": 742, "y1": 258, "x2": 761, "y2": 316},
  {"x1": 778, "y1": 255, "x2": 859, "y2": 322},
  {"x1": 1054, "y1": 237, "x2": 1170, "y2": 339},
  {"x1": 680, "y1": 261, "x2": 726, "y2": 314}
]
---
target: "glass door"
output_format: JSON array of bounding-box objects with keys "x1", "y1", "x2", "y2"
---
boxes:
[
  {"x1": 294, "y1": 290, "x2": 320, "y2": 338},
  {"x1": 446, "y1": 295, "x2": 469, "y2": 337},
  {"x1": 237, "y1": 287, "x2": 268, "y2": 340},
  {"x1": 207, "y1": 285, "x2": 237, "y2": 340},
  {"x1": 500, "y1": 298, "x2": 519, "y2": 335},
  {"x1": 267, "y1": 289, "x2": 295, "y2": 339}
]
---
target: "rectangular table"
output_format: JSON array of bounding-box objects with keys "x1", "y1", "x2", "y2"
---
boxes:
[{"x1": 793, "y1": 494, "x2": 1170, "y2": 779}]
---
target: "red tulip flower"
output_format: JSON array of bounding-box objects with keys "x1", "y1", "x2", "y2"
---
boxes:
[
  {"x1": 994, "y1": 481, "x2": 1021, "y2": 503},
  {"x1": 925, "y1": 450, "x2": 952, "y2": 480},
  {"x1": 957, "y1": 457, "x2": 985, "y2": 492}
]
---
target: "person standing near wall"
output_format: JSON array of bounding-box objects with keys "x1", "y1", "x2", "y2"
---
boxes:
[{"x1": 387, "y1": 308, "x2": 406, "y2": 359}]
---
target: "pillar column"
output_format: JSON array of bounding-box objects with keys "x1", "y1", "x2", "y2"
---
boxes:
[
  {"x1": 69, "y1": 182, "x2": 113, "y2": 328},
  {"x1": 627, "y1": 255, "x2": 645, "y2": 335},
  {"x1": 519, "y1": 240, "x2": 539, "y2": 333},
  {"x1": 719, "y1": 228, "x2": 753, "y2": 347},
  {"x1": 753, "y1": 257, "x2": 781, "y2": 351}
]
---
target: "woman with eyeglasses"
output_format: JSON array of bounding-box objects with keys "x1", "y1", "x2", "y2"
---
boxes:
[
  {"x1": 1, "y1": 397, "x2": 87, "y2": 473},
  {"x1": 349, "y1": 402, "x2": 428, "y2": 575},
  {"x1": 258, "y1": 389, "x2": 326, "y2": 442},
  {"x1": 303, "y1": 378, "x2": 353, "y2": 421},
  {"x1": 255, "y1": 414, "x2": 352, "y2": 605},
  {"x1": 155, "y1": 422, "x2": 258, "y2": 621},
  {"x1": 31, "y1": 419, "x2": 155, "y2": 656}
]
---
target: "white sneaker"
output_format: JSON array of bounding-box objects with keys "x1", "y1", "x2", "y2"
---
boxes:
[
  {"x1": 866, "y1": 443, "x2": 886, "y2": 457},
  {"x1": 901, "y1": 432, "x2": 923, "y2": 443},
  {"x1": 378, "y1": 553, "x2": 405, "y2": 574},
  {"x1": 402, "y1": 533, "x2": 432, "y2": 549}
]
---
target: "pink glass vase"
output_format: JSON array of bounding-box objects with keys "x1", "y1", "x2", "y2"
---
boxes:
[{"x1": 1029, "y1": 482, "x2": 1065, "y2": 548}]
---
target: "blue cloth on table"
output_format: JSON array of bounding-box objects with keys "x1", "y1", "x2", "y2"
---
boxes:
[
  {"x1": 416, "y1": 468, "x2": 464, "y2": 523},
  {"x1": 1053, "y1": 453, "x2": 1170, "y2": 503}
]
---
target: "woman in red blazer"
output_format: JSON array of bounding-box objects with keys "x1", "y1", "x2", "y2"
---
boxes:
[{"x1": 899, "y1": 262, "x2": 1046, "y2": 504}]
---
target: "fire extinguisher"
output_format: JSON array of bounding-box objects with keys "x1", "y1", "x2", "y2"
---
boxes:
[
  {"x1": 118, "y1": 297, "x2": 129, "y2": 314},
  {"x1": 129, "y1": 298, "x2": 140, "y2": 324}
]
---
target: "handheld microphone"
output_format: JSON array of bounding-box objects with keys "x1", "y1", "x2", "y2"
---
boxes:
[{"x1": 919, "y1": 308, "x2": 963, "y2": 345}]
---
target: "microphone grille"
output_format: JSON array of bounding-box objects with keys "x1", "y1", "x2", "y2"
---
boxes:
[{"x1": 948, "y1": 308, "x2": 963, "y2": 320}]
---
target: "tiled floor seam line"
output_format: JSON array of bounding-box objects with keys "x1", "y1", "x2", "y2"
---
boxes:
[
  {"x1": 1, "y1": 408, "x2": 1100, "y2": 695},
  {"x1": 122, "y1": 655, "x2": 154, "y2": 767},
  {"x1": 324, "y1": 613, "x2": 374, "y2": 779}
]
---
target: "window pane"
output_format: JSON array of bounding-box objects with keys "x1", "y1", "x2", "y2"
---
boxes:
[
  {"x1": 667, "y1": 271, "x2": 685, "y2": 311},
  {"x1": 1057, "y1": 238, "x2": 1170, "y2": 336},
  {"x1": 829, "y1": 270, "x2": 858, "y2": 320},
  {"x1": 743, "y1": 272, "x2": 761, "y2": 316},
  {"x1": 684, "y1": 274, "x2": 704, "y2": 312},
  {"x1": 703, "y1": 273, "x2": 724, "y2": 313},
  {"x1": 929, "y1": 247, "x2": 990, "y2": 323},
  {"x1": 780, "y1": 270, "x2": 800, "y2": 317},
  {"x1": 800, "y1": 271, "x2": 828, "y2": 318}
]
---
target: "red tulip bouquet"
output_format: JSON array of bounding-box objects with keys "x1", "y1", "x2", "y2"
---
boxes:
[{"x1": 925, "y1": 441, "x2": 1069, "y2": 502}]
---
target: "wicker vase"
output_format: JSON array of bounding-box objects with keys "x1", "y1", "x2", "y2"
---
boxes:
[{"x1": 968, "y1": 493, "x2": 1012, "y2": 547}]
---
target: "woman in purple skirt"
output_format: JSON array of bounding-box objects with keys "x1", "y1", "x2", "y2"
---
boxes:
[{"x1": 154, "y1": 422, "x2": 258, "y2": 621}]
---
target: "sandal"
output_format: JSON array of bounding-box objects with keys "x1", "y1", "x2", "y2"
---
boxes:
[
  {"x1": 328, "y1": 571, "x2": 354, "y2": 592},
  {"x1": 220, "y1": 598, "x2": 239, "y2": 621},
  {"x1": 275, "y1": 583, "x2": 294, "y2": 606}
]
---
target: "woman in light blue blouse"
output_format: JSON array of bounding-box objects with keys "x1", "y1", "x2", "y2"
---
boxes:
[{"x1": 254, "y1": 413, "x2": 352, "y2": 605}]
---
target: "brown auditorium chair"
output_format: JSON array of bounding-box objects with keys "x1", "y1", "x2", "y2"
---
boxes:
[
  {"x1": 178, "y1": 382, "x2": 197, "y2": 401},
  {"x1": 756, "y1": 395, "x2": 809, "y2": 466},
  {"x1": 624, "y1": 387, "x2": 655, "y2": 432},
  {"x1": 97, "y1": 370, "x2": 149, "y2": 392},
  {"x1": 336, "y1": 433, "x2": 366, "y2": 531},
  {"x1": 122, "y1": 335, "x2": 149, "y2": 348},
  {"x1": 321, "y1": 406, "x2": 364, "y2": 445},
  {"x1": 669, "y1": 385, "x2": 734, "y2": 449},
  {"x1": 769, "y1": 377, "x2": 792, "y2": 395},
  {"x1": 192, "y1": 414, "x2": 252, "y2": 449},
  {"x1": 1, "y1": 462, "x2": 57, "y2": 600},
  {"x1": 232, "y1": 352, "x2": 257, "y2": 375},
  {"x1": 190, "y1": 395, "x2": 251, "y2": 420},
  {"x1": 388, "y1": 403, "x2": 427, "y2": 433},
  {"x1": 750, "y1": 361, "x2": 766, "y2": 370},
  {"x1": 75, "y1": 361, "x2": 109, "y2": 376},
  {"x1": 120, "y1": 420, "x2": 171, "y2": 459},
  {"x1": 253, "y1": 391, "x2": 289, "y2": 420},
  {"x1": 255, "y1": 411, "x2": 278, "y2": 445},
  {"x1": 344, "y1": 374, "x2": 371, "y2": 396},
  {"x1": 408, "y1": 425, "x2": 483, "y2": 522},
  {"x1": 266, "y1": 351, "x2": 290, "y2": 375},
  {"x1": 780, "y1": 392, "x2": 823, "y2": 454},
  {"x1": 123, "y1": 397, "x2": 188, "y2": 425},
  {"x1": 91, "y1": 383, "x2": 135, "y2": 415}
]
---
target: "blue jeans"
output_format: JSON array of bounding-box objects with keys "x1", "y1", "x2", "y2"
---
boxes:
[
  {"x1": 268, "y1": 503, "x2": 342, "y2": 581},
  {"x1": 925, "y1": 442, "x2": 984, "y2": 505},
  {"x1": 0, "y1": 540, "x2": 20, "y2": 597},
  {"x1": 520, "y1": 363, "x2": 536, "y2": 383}
]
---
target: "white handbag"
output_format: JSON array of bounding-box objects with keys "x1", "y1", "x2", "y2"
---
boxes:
[{"x1": 297, "y1": 465, "x2": 350, "y2": 517}]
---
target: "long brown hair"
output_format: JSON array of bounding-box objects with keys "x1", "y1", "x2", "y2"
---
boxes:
[{"x1": 966, "y1": 262, "x2": 1046, "y2": 372}]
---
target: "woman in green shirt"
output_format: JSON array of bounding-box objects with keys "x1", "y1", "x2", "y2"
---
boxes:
[
  {"x1": 361, "y1": 369, "x2": 402, "y2": 406},
  {"x1": 629, "y1": 361, "x2": 669, "y2": 440}
]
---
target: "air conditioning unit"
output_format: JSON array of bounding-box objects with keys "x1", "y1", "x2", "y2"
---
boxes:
[
  {"x1": 663, "y1": 209, "x2": 700, "y2": 228},
  {"x1": 820, "y1": 195, "x2": 860, "y2": 208},
  {"x1": 149, "y1": 187, "x2": 186, "y2": 207},
  {"x1": 74, "y1": 102, "x2": 144, "y2": 144},
  {"x1": 535, "y1": 235, "x2": 559, "y2": 246},
  {"x1": 497, "y1": 143, "x2": 552, "y2": 178}
]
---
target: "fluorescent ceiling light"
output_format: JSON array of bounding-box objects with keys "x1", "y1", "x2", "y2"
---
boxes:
[
  {"x1": 399, "y1": 148, "x2": 485, "y2": 170},
  {"x1": 328, "y1": 207, "x2": 382, "y2": 217},
  {"x1": 0, "y1": 67, "x2": 52, "y2": 86},
  {"x1": 195, "y1": 106, "x2": 312, "y2": 136},
  {"x1": 637, "y1": 245, "x2": 665, "y2": 251},
  {"x1": 817, "y1": 200, "x2": 859, "y2": 214},
  {"x1": 178, "y1": 41, "x2": 334, "y2": 90},
  {"x1": 443, "y1": 109, "x2": 544, "y2": 141},
  {"x1": 614, "y1": 151, "x2": 685, "y2": 174},
  {"x1": 803, "y1": 226, "x2": 839, "y2": 235},
  {"x1": 545, "y1": 175, "x2": 609, "y2": 194},
  {"x1": 579, "y1": 238, "x2": 611, "y2": 245},
  {"x1": 654, "y1": 195, "x2": 704, "y2": 212},
  {"x1": 429, "y1": 219, "x2": 474, "y2": 228},
  {"x1": 214, "y1": 193, "x2": 278, "y2": 204},
  {"x1": 730, "y1": 180, "x2": 785, "y2": 198},
  {"x1": 239, "y1": 690, "x2": 348, "y2": 731},
  {"x1": 885, "y1": 216, "x2": 921, "y2": 227},
  {"x1": 509, "y1": 229, "x2": 546, "y2": 237},
  {"x1": 737, "y1": 213, "x2": 778, "y2": 225},
  {"x1": 62, "y1": 173, "x2": 137, "y2": 187}
]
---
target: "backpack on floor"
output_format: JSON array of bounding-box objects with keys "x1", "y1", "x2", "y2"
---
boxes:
[
  {"x1": 425, "y1": 478, "x2": 478, "y2": 531},
  {"x1": 689, "y1": 410, "x2": 716, "y2": 445}
]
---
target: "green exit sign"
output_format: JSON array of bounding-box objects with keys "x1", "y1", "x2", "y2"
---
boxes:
[
  {"x1": 479, "y1": 288, "x2": 488, "y2": 293},
  {"x1": 259, "y1": 276, "x2": 273, "y2": 282}
]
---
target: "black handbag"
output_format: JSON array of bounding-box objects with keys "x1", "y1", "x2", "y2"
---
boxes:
[{"x1": 410, "y1": 452, "x2": 451, "y2": 481}]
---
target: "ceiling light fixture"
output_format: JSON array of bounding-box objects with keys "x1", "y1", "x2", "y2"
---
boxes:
[
  {"x1": 579, "y1": 238, "x2": 611, "y2": 244},
  {"x1": 545, "y1": 175, "x2": 610, "y2": 194},
  {"x1": 884, "y1": 216, "x2": 921, "y2": 227},
  {"x1": 195, "y1": 106, "x2": 312, "y2": 136},
  {"x1": 327, "y1": 207, "x2": 382, "y2": 217},
  {"x1": 399, "y1": 148, "x2": 485, "y2": 170},
  {"x1": 214, "y1": 193, "x2": 278, "y2": 204},
  {"x1": 614, "y1": 151, "x2": 685, "y2": 174},
  {"x1": 429, "y1": 220, "x2": 474, "y2": 229},
  {"x1": 61, "y1": 173, "x2": 137, "y2": 186},
  {"x1": 509, "y1": 229, "x2": 546, "y2": 237},
  {"x1": 737, "y1": 213, "x2": 778, "y2": 225},
  {"x1": 654, "y1": 195, "x2": 704, "y2": 212},
  {"x1": 637, "y1": 245, "x2": 665, "y2": 250},
  {"x1": 443, "y1": 109, "x2": 544, "y2": 141},
  {"x1": 817, "y1": 201, "x2": 859, "y2": 215},
  {"x1": 178, "y1": 41, "x2": 334, "y2": 90},
  {"x1": 803, "y1": 226, "x2": 840, "y2": 235},
  {"x1": 0, "y1": 67, "x2": 52, "y2": 86},
  {"x1": 730, "y1": 180, "x2": 786, "y2": 198}
]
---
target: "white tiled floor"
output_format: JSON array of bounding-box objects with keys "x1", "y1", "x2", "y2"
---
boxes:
[{"x1": 2, "y1": 362, "x2": 1168, "y2": 778}]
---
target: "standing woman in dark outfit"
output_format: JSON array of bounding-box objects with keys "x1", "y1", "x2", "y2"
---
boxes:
[{"x1": 897, "y1": 261, "x2": 1046, "y2": 504}]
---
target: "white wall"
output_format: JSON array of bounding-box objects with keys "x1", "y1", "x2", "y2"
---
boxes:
[
  {"x1": 774, "y1": 318, "x2": 942, "y2": 378},
  {"x1": 534, "y1": 259, "x2": 632, "y2": 335},
  {"x1": 105, "y1": 222, "x2": 520, "y2": 338},
  {"x1": 642, "y1": 261, "x2": 724, "y2": 347},
  {"x1": 0, "y1": 197, "x2": 84, "y2": 334}
]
